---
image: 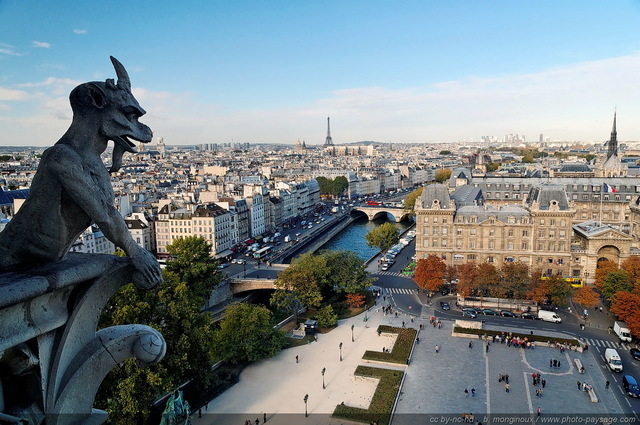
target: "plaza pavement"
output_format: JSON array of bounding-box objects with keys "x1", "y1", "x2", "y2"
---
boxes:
[{"x1": 191, "y1": 296, "x2": 626, "y2": 425}]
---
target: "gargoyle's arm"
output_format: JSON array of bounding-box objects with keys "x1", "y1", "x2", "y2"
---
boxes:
[{"x1": 48, "y1": 145, "x2": 162, "y2": 288}]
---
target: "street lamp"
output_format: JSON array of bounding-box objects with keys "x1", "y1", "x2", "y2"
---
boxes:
[
  {"x1": 321, "y1": 367, "x2": 326, "y2": 389},
  {"x1": 303, "y1": 394, "x2": 308, "y2": 417},
  {"x1": 351, "y1": 324, "x2": 355, "y2": 342},
  {"x1": 339, "y1": 342, "x2": 343, "y2": 362}
]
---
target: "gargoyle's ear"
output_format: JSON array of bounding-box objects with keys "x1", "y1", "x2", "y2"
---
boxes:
[{"x1": 87, "y1": 83, "x2": 107, "y2": 109}]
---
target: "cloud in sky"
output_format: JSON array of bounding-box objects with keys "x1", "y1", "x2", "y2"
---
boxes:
[
  {"x1": 73, "y1": 29, "x2": 87, "y2": 35},
  {"x1": 0, "y1": 43, "x2": 22, "y2": 57},
  {"x1": 32, "y1": 41, "x2": 51, "y2": 48},
  {"x1": 3, "y1": 52, "x2": 640, "y2": 146}
]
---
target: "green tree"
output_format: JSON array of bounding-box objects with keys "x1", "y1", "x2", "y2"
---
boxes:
[
  {"x1": 365, "y1": 222, "x2": 400, "y2": 252},
  {"x1": 601, "y1": 269, "x2": 633, "y2": 300},
  {"x1": 272, "y1": 252, "x2": 327, "y2": 309},
  {"x1": 521, "y1": 151, "x2": 535, "y2": 163},
  {"x1": 434, "y1": 168, "x2": 452, "y2": 183},
  {"x1": 333, "y1": 176, "x2": 349, "y2": 196},
  {"x1": 500, "y1": 262, "x2": 530, "y2": 299},
  {"x1": 211, "y1": 303, "x2": 286, "y2": 364},
  {"x1": 485, "y1": 162, "x2": 500, "y2": 172},
  {"x1": 439, "y1": 150, "x2": 452, "y2": 155},
  {"x1": 547, "y1": 275, "x2": 572, "y2": 307},
  {"x1": 165, "y1": 236, "x2": 222, "y2": 299},
  {"x1": 403, "y1": 187, "x2": 423, "y2": 211},
  {"x1": 0, "y1": 155, "x2": 12, "y2": 162},
  {"x1": 322, "y1": 250, "x2": 374, "y2": 294},
  {"x1": 96, "y1": 273, "x2": 216, "y2": 423},
  {"x1": 585, "y1": 154, "x2": 596, "y2": 162},
  {"x1": 315, "y1": 304, "x2": 338, "y2": 328}
]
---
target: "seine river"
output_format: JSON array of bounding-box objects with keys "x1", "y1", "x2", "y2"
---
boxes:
[{"x1": 317, "y1": 215, "x2": 412, "y2": 261}]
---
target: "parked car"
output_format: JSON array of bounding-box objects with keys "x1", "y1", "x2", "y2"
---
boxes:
[
  {"x1": 464, "y1": 307, "x2": 482, "y2": 315},
  {"x1": 630, "y1": 348, "x2": 640, "y2": 361},
  {"x1": 500, "y1": 310, "x2": 517, "y2": 318},
  {"x1": 482, "y1": 309, "x2": 498, "y2": 316},
  {"x1": 381, "y1": 263, "x2": 392, "y2": 271},
  {"x1": 462, "y1": 310, "x2": 477, "y2": 318},
  {"x1": 440, "y1": 301, "x2": 450, "y2": 310},
  {"x1": 521, "y1": 312, "x2": 536, "y2": 320}
]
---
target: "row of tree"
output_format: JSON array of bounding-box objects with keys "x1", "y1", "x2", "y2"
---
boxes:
[
  {"x1": 315, "y1": 176, "x2": 349, "y2": 197},
  {"x1": 413, "y1": 255, "x2": 575, "y2": 306}
]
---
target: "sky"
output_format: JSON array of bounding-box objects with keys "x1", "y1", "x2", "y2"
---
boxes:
[{"x1": 2, "y1": 1, "x2": 640, "y2": 147}]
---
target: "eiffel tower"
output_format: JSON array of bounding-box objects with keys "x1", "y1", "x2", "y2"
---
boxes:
[{"x1": 324, "y1": 116, "x2": 334, "y2": 146}]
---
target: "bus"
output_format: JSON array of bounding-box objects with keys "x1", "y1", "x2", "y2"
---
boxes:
[{"x1": 254, "y1": 246, "x2": 272, "y2": 259}]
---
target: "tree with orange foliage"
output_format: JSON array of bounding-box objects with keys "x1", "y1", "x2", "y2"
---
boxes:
[
  {"x1": 621, "y1": 255, "x2": 640, "y2": 292},
  {"x1": 526, "y1": 271, "x2": 549, "y2": 304},
  {"x1": 414, "y1": 254, "x2": 446, "y2": 292},
  {"x1": 500, "y1": 262, "x2": 530, "y2": 299},
  {"x1": 610, "y1": 291, "x2": 640, "y2": 338},
  {"x1": 573, "y1": 286, "x2": 600, "y2": 308},
  {"x1": 457, "y1": 262, "x2": 479, "y2": 297},
  {"x1": 345, "y1": 293, "x2": 366, "y2": 308},
  {"x1": 594, "y1": 259, "x2": 618, "y2": 291}
]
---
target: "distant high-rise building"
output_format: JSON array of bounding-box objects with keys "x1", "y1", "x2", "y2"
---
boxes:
[
  {"x1": 324, "y1": 116, "x2": 334, "y2": 146},
  {"x1": 539, "y1": 133, "x2": 544, "y2": 143}
]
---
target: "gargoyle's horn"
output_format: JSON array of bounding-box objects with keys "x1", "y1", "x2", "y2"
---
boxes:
[{"x1": 110, "y1": 56, "x2": 131, "y2": 90}]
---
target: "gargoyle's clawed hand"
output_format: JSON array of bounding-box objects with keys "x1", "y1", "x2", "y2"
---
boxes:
[{"x1": 131, "y1": 249, "x2": 163, "y2": 290}]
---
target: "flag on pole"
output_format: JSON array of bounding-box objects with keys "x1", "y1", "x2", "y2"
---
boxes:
[{"x1": 603, "y1": 183, "x2": 616, "y2": 193}]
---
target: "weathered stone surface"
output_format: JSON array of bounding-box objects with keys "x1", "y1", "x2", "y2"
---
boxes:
[{"x1": 0, "y1": 57, "x2": 166, "y2": 425}]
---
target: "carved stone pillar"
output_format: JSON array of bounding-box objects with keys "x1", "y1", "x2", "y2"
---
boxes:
[{"x1": 0, "y1": 253, "x2": 166, "y2": 425}]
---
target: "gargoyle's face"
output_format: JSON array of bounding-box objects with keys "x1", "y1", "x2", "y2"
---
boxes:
[
  {"x1": 100, "y1": 85, "x2": 153, "y2": 154},
  {"x1": 69, "y1": 57, "x2": 154, "y2": 172}
]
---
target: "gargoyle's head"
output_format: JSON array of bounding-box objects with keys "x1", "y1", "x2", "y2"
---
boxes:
[{"x1": 69, "y1": 56, "x2": 153, "y2": 172}]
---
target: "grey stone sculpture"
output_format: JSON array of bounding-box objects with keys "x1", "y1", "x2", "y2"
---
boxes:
[
  {"x1": 0, "y1": 56, "x2": 162, "y2": 289},
  {"x1": 0, "y1": 57, "x2": 166, "y2": 425}
]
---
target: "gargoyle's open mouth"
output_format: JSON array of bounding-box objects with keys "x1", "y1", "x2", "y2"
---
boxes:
[{"x1": 109, "y1": 134, "x2": 150, "y2": 173}]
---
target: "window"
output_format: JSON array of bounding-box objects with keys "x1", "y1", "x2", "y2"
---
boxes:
[
  {"x1": 470, "y1": 240, "x2": 476, "y2": 249},
  {"x1": 559, "y1": 230, "x2": 565, "y2": 239},
  {"x1": 487, "y1": 257, "x2": 495, "y2": 263},
  {"x1": 508, "y1": 229, "x2": 514, "y2": 237},
  {"x1": 456, "y1": 239, "x2": 462, "y2": 248},
  {"x1": 423, "y1": 227, "x2": 429, "y2": 235},
  {"x1": 433, "y1": 217, "x2": 438, "y2": 223},
  {"x1": 468, "y1": 254, "x2": 477, "y2": 260},
  {"x1": 550, "y1": 219, "x2": 555, "y2": 226},
  {"x1": 538, "y1": 230, "x2": 545, "y2": 238},
  {"x1": 540, "y1": 219, "x2": 545, "y2": 225},
  {"x1": 432, "y1": 239, "x2": 438, "y2": 247},
  {"x1": 442, "y1": 227, "x2": 447, "y2": 235},
  {"x1": 489, "y1": 240, "x2": 495, "y2": 249},
  {"x1": 470, "y1": 228, "x2": 477, "y2": 236},
  {"x1": 457, "y1": 228, "x2": 463, "y2": 236},
  {"x1": 423, "y1": 240, "x2": 429, "y2": 248},
  {"x1": 442, "y1": 218, "x2": 448, "y2": 224},
  {"x1": 507, "y1": 242, "x2": 514, "y2": 250},
  {"x1": 549, "y1": 230, "x2": 555, "y2": 238},
  {"x1": 489, "y1": 229, "x2": 495, "y2": 236},
  {"x1": 521, "y1": 242, "x2": 528, "y2": 250},
  {"x1": 442, "y1": 239, "x2": 447, "y2": 247},
  {"x1": 522, "y1": 230, "x2": 529, "y2": 237},
  {"x1": 433, "y1": 227, "x2": 439, "y2": 235}
]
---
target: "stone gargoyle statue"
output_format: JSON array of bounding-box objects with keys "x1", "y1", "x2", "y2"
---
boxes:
[{"x1": 0, "y1": 56, "x2": 162, "y2": 289}]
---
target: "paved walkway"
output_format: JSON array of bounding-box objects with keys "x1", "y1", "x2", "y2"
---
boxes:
[{"x1": 191, "y1": 304, "x2": 625, "y2": 425}]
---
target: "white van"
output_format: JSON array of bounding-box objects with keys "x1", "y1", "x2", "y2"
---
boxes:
[
  {"x1": 537, "y1": 310, "x2": 562, "y2": 323},
  {"x1": 605, "y1": 348, "x2": 623, "y2": 372}
]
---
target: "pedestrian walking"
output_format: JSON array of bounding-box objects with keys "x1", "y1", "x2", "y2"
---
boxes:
[
  {"x1": 435, "y1": 344, "x2": 439, "y2": 353},
  {"x1": 549, "y1": 359, "x2": 552, "y2": 368},
  {"x1": 542, "y1": 379, "x2": 546, "y2": 388},
  {"x1": 264, "y1": 412, "x2": 267, "y2": 423},
  {"x1": 255, "y1": 418, "x2": 260, "y2": 425},
  {"x1": 471, "y1": 388, "x2": 476, "y2": 397},
  {"x1": 402, "y1": 321, "x2": 405, "y2": 327},
  {"x1": 464, "y1": 388, "x2": 469, "y2": 397},
  {"x1": 505, "y1": 374, "x2": 509, "y2": 384},
  {"x1": 505, "y1": 383, "x2": 510, "y2": 393},
  {"x1": 577, "y1": 381, "x2": 581, "y2": 390},
  {"x1": 295, "y1": 355, "x2": 299, "y2": 363},
  {"x1": 537, "y1": 407, "x2": 541, "y2": 417},
  {"x1": 486, "y1": 344, "x2": 489, "y2": 353},
  {"x1": 605, "y1": 380, "x2": 610, "y2": 389},
  {"x1": 469, "y1": 341, "x2": 473, "y2": 349},
  {"x1": 535, "y1": 388, "x2": 540, "y2": 397},
  {"x1": 198, "y1": 409, "x2": 202, "y2": 418}
]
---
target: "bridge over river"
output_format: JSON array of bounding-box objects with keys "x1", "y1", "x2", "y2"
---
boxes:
[{"x1": 350, "y1": 205, "x2": 411, "y2": 222}]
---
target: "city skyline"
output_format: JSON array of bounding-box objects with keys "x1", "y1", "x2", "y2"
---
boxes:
[{"x1": 2, "y1": 1, "x2": 640, "y2": 147}]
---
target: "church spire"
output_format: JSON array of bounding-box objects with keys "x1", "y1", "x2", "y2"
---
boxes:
[
  {"x1": 608, "y1": 109, "x2": 617, "y2": 159},
  {"x1": 324, "y1": 116, "x2": 334, "y2": 146}
]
